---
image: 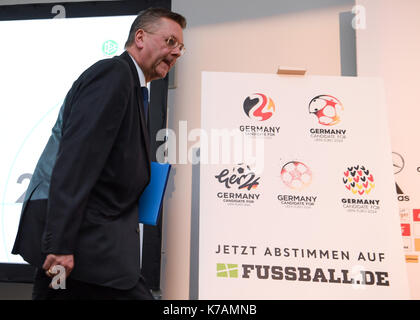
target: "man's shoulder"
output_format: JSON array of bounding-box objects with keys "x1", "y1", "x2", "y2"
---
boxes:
[
  {"x1": 93, "y1": 54, "x2": 132, "y2": 71},
  {"x1": 79, "y1": 55, "x2": 134, "y2": 85}
]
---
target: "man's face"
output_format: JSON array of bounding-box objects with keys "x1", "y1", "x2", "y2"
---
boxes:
[{"x1": 138, "y1": 17, "x2": 184, "y2": 82}]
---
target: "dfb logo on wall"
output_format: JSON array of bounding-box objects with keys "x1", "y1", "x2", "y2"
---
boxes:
[
  {"x1": 308, "y1": 94, "x2": 347, "y2": 143},
  {"x1": 341, "y1": 165, "x2": 381, "y2": 214},
  {"x1": 239, "y1": 93, "x2": 280, "y2": 138},
  {"x1": 215, "y1": 164, "x2": 261, "y2": 206},
  {"x1": 277, "y1": 161, "x2": 317, "y2": 209}
]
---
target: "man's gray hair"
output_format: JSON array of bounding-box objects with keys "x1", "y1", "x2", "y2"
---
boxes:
[{"x1": 125, "y1": 7, "x2": 187, "y2": 48}]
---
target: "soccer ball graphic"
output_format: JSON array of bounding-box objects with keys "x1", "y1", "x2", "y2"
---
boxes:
[
  {"x1": 281, "y1": 161, "x2": 312, "y2": 190},
  {"x1": 233, "y1": 163, "x2": 252, "y2": 176},
  {"x1": 232, "y1": 163, "x2": 259, "y2": 190},
  {"x1": 309, "y1": 95, "x2": 343, "y2": 126}
]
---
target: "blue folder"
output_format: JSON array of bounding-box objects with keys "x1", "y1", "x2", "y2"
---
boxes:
[{"x1": 138, "y1": 162, "x2": 171, "y2": 225}]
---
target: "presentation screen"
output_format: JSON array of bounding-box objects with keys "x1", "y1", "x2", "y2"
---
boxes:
[{"x1": 0, "y1": 14, "x2": 135, "y2": 268}]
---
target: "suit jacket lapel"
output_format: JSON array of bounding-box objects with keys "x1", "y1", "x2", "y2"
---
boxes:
[
  {"x1": 119, "y1": 51, "x2": 151, "y2": 174},
  {"x1": 135, "y1": 86, "x2": 151, "y2": 161}
]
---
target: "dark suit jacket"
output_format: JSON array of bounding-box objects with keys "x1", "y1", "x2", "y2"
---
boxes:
[{"x1": 12, "y1": 51, "x2": 151, "y2": 290}]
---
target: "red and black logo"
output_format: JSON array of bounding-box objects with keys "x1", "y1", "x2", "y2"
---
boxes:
[{"x1": 243, "y1": 93, "x2": 275, "y2": 121}]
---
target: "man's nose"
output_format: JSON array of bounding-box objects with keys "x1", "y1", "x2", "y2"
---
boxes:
[{"x1": 171, "y1": 46, "x2": 182, "y2": 58}]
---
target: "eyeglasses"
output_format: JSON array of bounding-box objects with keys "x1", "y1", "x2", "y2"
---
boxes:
[
  {"x1": 145, "y1": 31, "x2": 186, "y2": 56},
  {"x1": 165, "y1": 35, "x2": 186, "y2": 56}
]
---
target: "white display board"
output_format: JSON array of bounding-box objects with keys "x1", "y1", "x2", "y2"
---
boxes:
[
  {"x1": 199, "y1": 72, "x2": 410, "y2": 299},
  {"x1": 0, "y1": 15, "x2": 135, "y2": 264}
]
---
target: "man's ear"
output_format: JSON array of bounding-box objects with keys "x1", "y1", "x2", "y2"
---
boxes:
[{"x1": 134, "y1": 29, "x2": 146, "y2": 49}]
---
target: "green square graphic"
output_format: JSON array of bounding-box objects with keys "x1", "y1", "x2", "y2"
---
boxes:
[{"x1": 217, "y1": 263, "x2": 238, "y2": 278}]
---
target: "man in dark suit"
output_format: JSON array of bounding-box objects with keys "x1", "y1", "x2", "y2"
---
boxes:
[{"x1": 11, "y1": 7, "x2": 186, "y2": 300}]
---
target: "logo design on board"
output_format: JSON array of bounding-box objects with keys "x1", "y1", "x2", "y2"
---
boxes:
[
  {"x1": 342, "y1": 166, "x2": 375, "y2": 195},
  {"x1": 216, "y1": 263, "x2": 239, "y2": 278},
  {"x1": 341, "y1": 166, "x2": 380, "y2": 214},
  {"x1": 309, "y1": 95, "x2": 343, "y2": 126},
  {"x1": 277, "y1": 161, "x2": 317, "y2": 208},
  {"x1": 215, "y1": 164, "x2": 260, "y2": 191},
  {"x1": 280, "y1": 161, "x2": 313, "y2": 190},
  {"x1": 215, "y1": 164, "x2": 261, "y2": 206},
  {"x1": 243, "y1": 93, "x2": 275, "y2": 121}
]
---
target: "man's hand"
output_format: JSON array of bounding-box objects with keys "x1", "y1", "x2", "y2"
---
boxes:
[{"x1": 42, "y1": 254, "x2": 74, "y2": 279}]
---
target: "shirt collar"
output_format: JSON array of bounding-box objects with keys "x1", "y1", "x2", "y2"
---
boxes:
[{"x1": 128, "y1": 53, "x2": 147, "y2": 87}]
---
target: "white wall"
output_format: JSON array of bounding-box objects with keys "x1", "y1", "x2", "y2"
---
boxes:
[
  {"x1": 164, "y1": 0, "x2": 355, "y2": 299},
  {"x1": 357, "y1": 0, "x2": 420, "y2": 300}
]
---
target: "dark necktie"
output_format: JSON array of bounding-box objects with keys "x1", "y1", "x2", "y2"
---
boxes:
[{"x1": 141, "y1": 86, "x2": 149, "y2": 121}]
